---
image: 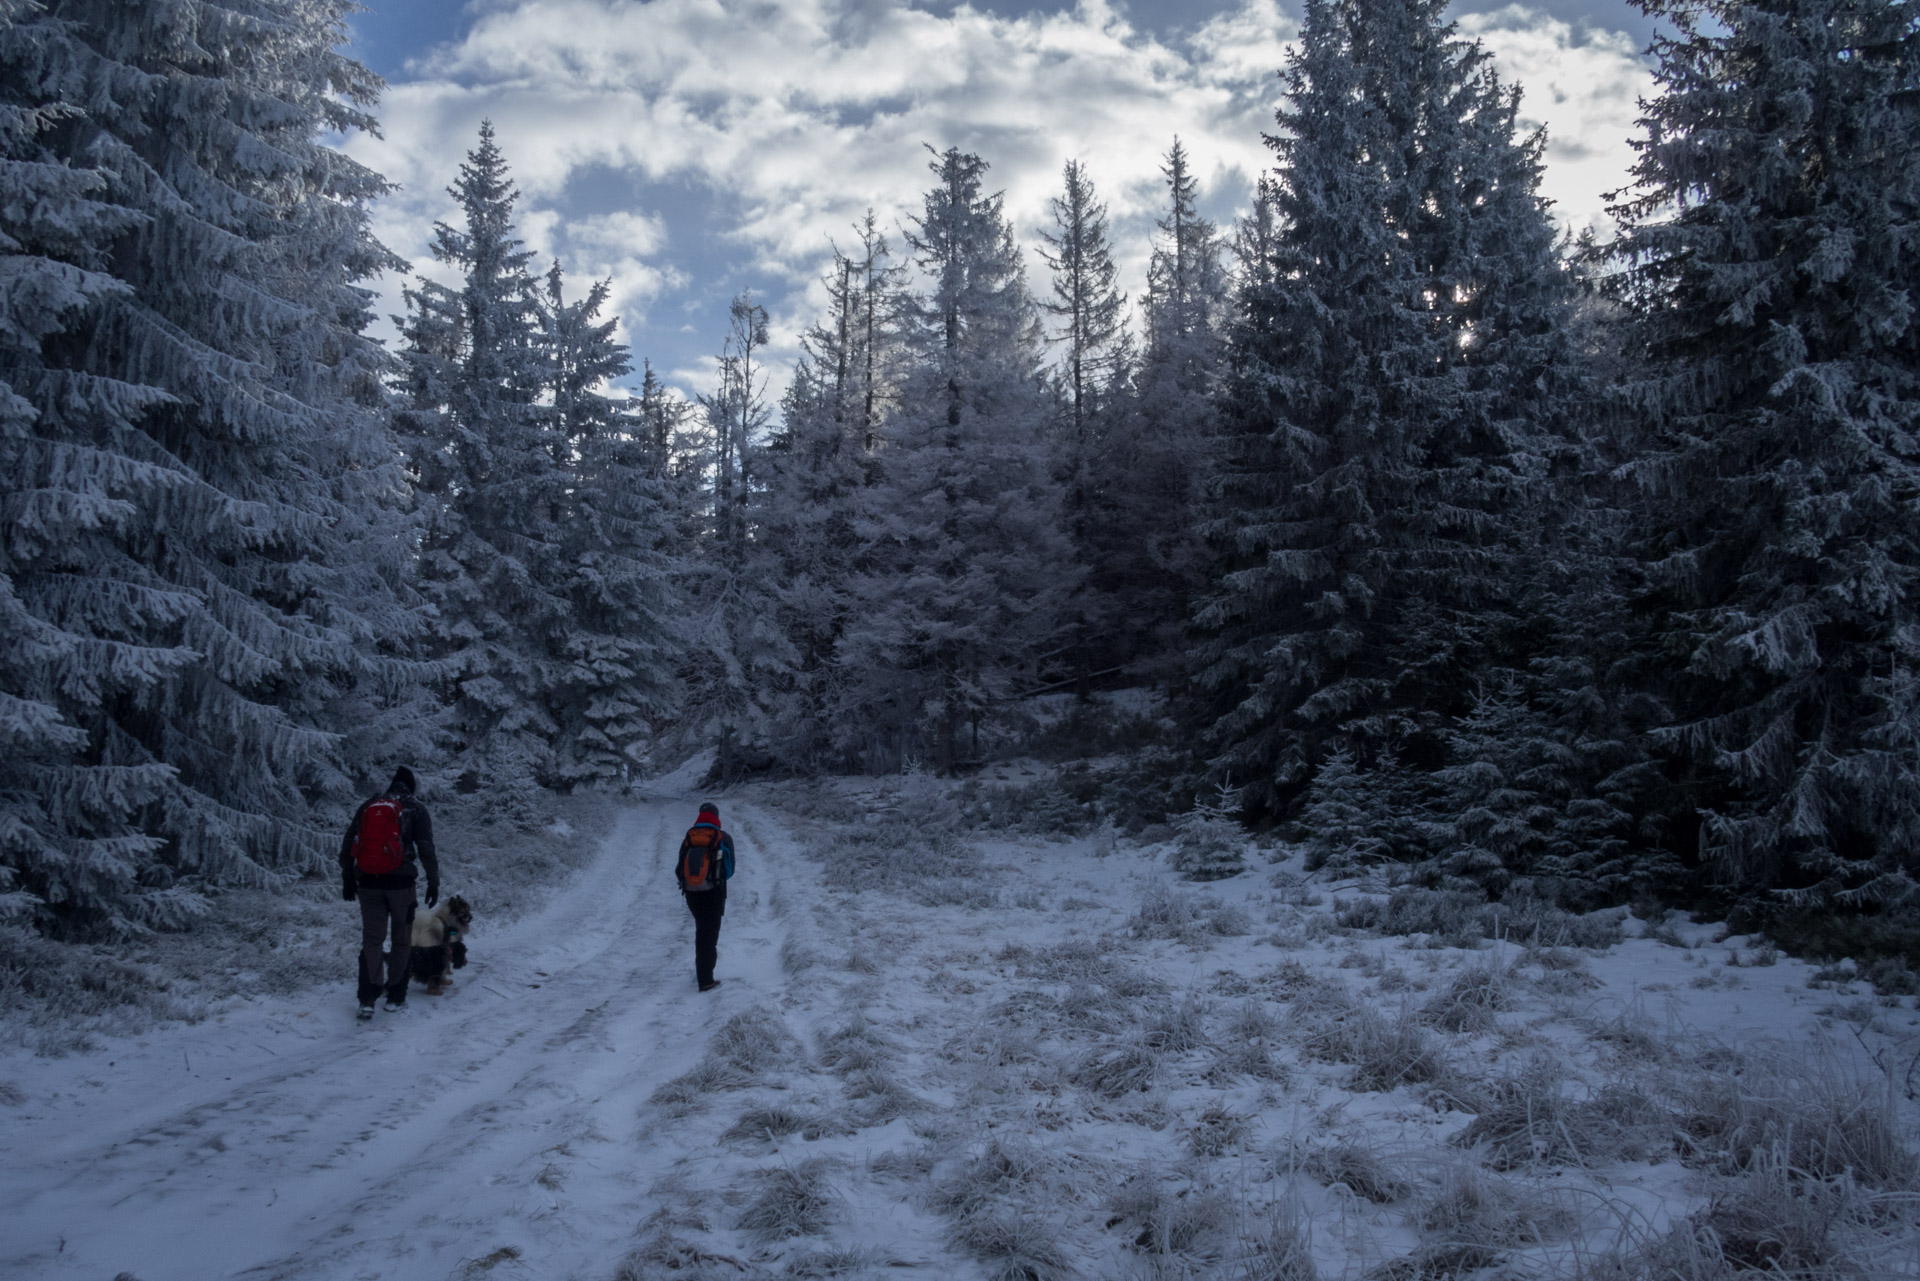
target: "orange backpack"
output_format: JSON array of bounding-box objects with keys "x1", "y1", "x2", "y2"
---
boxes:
[{"x1": 678, "y1": 825, "x2": 723, "y2": 891}]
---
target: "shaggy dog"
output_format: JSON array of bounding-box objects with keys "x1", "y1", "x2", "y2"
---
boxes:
[{"x1": 408, "y1": 895, "x2": 472, "y2": 995}]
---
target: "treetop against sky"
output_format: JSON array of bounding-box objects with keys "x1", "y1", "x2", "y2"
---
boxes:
[{"x1": 345, "y1": 0, "x2": 1657, "y2": 402}]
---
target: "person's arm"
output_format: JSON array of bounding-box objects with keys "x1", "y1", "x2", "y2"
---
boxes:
[
  {"x1": 722, "y1": 832, "x2": 736, "y2": 879},
  {"x1": 339, "y1": 801, "x2": 366, "y2": 899},
  {"x1": 409, "y1": 801, "x2": 439, "y2": 904}
]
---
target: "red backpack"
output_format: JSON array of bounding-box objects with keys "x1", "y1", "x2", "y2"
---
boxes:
[
  {"x1": 678, "y1": 825, "x2": 723, "y2": 891},
  {"x1": 354, "y1": 796, "x2": 406, "y2": 875}
]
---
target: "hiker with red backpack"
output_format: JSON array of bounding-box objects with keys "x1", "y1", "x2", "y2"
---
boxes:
[
  {"x1": 675, "y1": 802, "x2": 735, "y2": 992},
  {"x1": 340, "y1": 766, "x2": 439, "y2": 1020}
]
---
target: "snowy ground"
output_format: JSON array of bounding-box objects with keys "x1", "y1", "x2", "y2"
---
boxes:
[{"x1": 2, "y1": 770, "x2": 1916, "y2": 1280}]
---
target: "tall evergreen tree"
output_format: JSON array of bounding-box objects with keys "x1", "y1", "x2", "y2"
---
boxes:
[
  {"x1": 1112, "y1": 140, "x2": 1229, "y2": 682},
  {"x1": 1602, "y1": 0, "x2": 1920, "y2": 905},
  {"x1": 536, "y1": 265, "x2": 681, "y2": 788},
  {"x1": 838, "y1": 147, "x2": 1076, "y2": 772},
  {"x1": 760, "y1": 231, "x2": 906, "y2": 770},
  {"x1": 1038, "y1": 159, "x2": 1132, "y2": 692},
  {"x1": 683, "y1": 293, "x2": 791, "y2": 781},
  {"x1": 0, "y1": 0, "x2": 414, "y2": 932},
  {"x1": 397, "y1": 122, "x2": 570, "y2": 817},
  {"x1": 1197, "y1": 0, "x2": 1573, "y2": 825}
]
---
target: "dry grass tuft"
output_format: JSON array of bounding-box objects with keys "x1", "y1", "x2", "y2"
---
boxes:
[
  {"x1": 1074, "y1": 1037, "x2": 1162, "y2": 1098},
  {"x1": 1190, "y1": 1102, "x2": 1253, "y2": 1156},
  {"x1": 738, "y1": 1158, "x2": 841, "y2": 1241},
  {"x1": 1421, "y1": 959, "x2": 1518, "y2": 1034},
  {"x1": 1146, "y1": 994, "x2": 1212, "y2": 1053},
  {"x1": 1299, "y1": 1141, "x2": 1414, "y2": 1203}
]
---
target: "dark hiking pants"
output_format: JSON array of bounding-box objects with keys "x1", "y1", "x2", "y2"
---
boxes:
[
  {"x1": 684, "y1": 883, "x2": 726, "y2": 987},
  {"x1": 358, "y1": 885, "x2": 415, "y2": 1004}
]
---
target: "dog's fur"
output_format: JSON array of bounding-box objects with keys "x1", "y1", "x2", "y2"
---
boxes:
[{"x1": 408, "y1": 895, "x2": 473, "y2": 990}]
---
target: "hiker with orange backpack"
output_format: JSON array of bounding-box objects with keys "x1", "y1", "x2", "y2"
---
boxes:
[
  {"x1": 340, "y1": 766, "x2": 439, "y2": 1020},
  {"x1": 675, "y1": 802, "x2": 735, "y2": 992}
]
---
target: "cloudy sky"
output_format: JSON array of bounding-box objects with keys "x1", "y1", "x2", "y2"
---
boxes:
[{"x1": 342, "y1": 0, "x2": 1658, "y2": 399}]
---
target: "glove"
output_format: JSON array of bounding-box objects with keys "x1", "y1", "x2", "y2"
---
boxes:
[
  {"x1": 425, "y1": 883, "x2": 439, "y2": 908},
  {"x1": 342, "y1": 877, "x2": 356, "y2": 902}
]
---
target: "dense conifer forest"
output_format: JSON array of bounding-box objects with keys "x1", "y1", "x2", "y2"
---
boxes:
[{"x1": 2, "y1": 0, "x2": 1916, "y2": 962}]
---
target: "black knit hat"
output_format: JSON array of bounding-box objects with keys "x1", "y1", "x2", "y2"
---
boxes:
[
  {"x1": 389, "y1": 766, "x2": 417, "y2": 796},
  {"x1": 697, "y1": 801, "x2": 720, "y2": 824}
]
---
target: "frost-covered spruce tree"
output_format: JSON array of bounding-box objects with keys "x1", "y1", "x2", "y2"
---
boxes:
[
  {"x1": 1195, "y1": 0, "x2": 1573, "y2": 825},
  {"x1": 838, "y1": 148, "x2": 1077, "y2": 772},
  {"x1": 760, "y1": 234, "x2": 904, "y2": 770},
  {"x1": 0, "y1": 0, "x2": 416, "y2": 933},
  {"x1": 680, "y1": 293, "x2": 792, "y2": 782},
  {"x1": 536, "y1": 265, "x2": 681, "y2": 788},
  {"x1": 397, "y1": 122, "x2": 569, "y2": 817},
  {"x1": 634, "y1": 360, "x2": 705, "y2": 541},
  {"x1": 1107, "y1": 141, "x2": 1229, "y2": 681},
  {"x1": 1038, "y1": 159, "x2": 1132, "y2": 691},
  {"x1": 1602, "y1": 0, "x2": 1920, "y2": 904}
]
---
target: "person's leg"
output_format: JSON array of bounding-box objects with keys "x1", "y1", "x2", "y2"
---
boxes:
[
  {"x1": 358, "y1": 890, "x2": 388, "y2": 1006},
  {"x1": 385, "y1": 889, "x2": 415, "y2": 1004},
  {"x1": 686, "y1": 891, "x2": 719, "y2": 987}
]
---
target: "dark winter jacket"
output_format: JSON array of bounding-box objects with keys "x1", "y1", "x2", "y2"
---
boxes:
[
  {"x1": 675, "y1": 821, "x2": 735, "y2": 892},
  {"x1": 339, "y1": 792, "x2": 438, "y2": 893}
]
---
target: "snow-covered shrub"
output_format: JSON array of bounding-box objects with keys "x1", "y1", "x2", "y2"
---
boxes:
[
  {"x1": 1170, "y1": 783, "x2": 1251, "y2": 881},
  {"x1": 1339, "y1": 890, "x2": 1485, "y2": 946},
  {"x1": 1132, "y1": 883, "x2": 1203, "y2": 940},
  {"x1": 1487, "y1": 895, "x2": 1625, "y2": 950},
  {"x1": 0, "y1": 927, "x2": 198, "y2": 1054},
  {"x1": 738, "y1": 1157, "x2": 841, "y2": 1240},
  {"x1": 1209, "y1": 904, "x2": 1255, "y2": 936}
]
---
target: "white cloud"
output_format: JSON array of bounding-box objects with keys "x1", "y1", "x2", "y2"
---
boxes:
[
  {"x1": 348, "y1": 0, "x2": 1649, "y2": 393},
  {"x1": 1460, "y1": 5, "x2": 1652, "y2": 235}
]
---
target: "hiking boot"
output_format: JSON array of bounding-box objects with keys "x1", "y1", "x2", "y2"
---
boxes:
[
  {"x1": 384, "y1": 997, "x2": 406, "y2": 1012},
  {"x1": 698, "y1": 979, "x2": 723, "y2": 993},
  {"x1": 357, "y1": 1003, "x2": 375, "y2": 1021}
]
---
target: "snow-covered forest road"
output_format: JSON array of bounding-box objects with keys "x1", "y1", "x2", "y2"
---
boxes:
[
  {"x1": 5, "y1": 779, "x2": 1916, "y2": 1281},
  {"x1": 0, "y1": 795, "x2": 805, "y2": 1280}
]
